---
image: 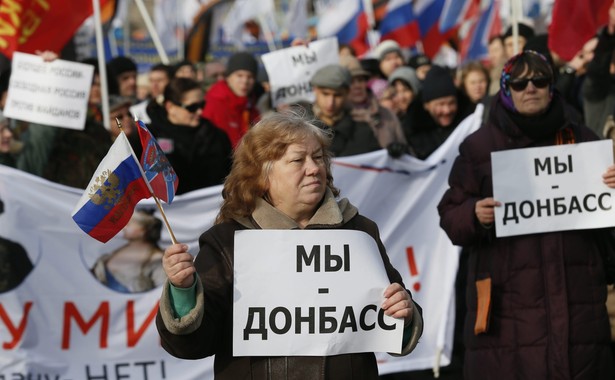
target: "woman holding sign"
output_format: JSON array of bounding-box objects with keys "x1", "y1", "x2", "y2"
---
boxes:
[
  {"x1": 156, "y1": 111, "x2": 423, "y2": 379},
  {"x1": 438, "y1": 50, "x2": 615, "y2": 379}
]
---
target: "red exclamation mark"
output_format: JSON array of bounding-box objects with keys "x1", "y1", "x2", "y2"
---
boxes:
[{"x1": 406, "y1": 247, "x2": 420, "y2": 292}]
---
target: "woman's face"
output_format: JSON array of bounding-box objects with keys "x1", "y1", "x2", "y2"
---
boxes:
[
  {"x1": 167, "y1": 88, "x2": 204, "y2": 127},
  {"x1": 464, "y1": 70, "x2": 488, "y2": 103},
  {"x1": 393, "y1": 80, "x2": 414, "y2": 112},
  {"x1": 227, "y1": 70, "x2": 255, "y2": 97},
  {"x1": 0, "y1": 122, "x2": 12, "y2": 153},
  {"x1": 266, "y1": 136, "x2": 327, "y2": 222},
  {"x1": 123, "y1": 216, "x2": 146, "y2": 240},
  {"x1": 509, "y1": 68, "x2": 551, "y2": 116}
]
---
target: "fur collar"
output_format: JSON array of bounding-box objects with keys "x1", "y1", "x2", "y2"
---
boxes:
[{"x1": 234, "y1": 189, "x2": 358, "y2": 229}]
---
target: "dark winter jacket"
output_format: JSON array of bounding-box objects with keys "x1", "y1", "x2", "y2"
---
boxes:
[
  {"x1": 144, "y1": 102, "x2": 232, "y2": 195},
  {"x1": 401, "y1": 91, "x2": 475, "y2": 160},
  {"x1": 438, "y1": 94, "x2": 614, "y2": 380},
  {"x1": 156, "y1": 190, "x2": 423, "y2": 379}
]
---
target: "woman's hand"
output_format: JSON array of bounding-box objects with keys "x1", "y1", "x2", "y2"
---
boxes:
[
  {"x1": 382, "y1": 283, "x2": 414, "y2": 326},
  {"x1": 475, "y1": 197, "x2": 501, "y2": 226},
  {"x1": 603, "y1": 165, "x2": 615, "y2": 188},
  {"x1": 163, "y1": 243, "x2": 196, "y2": 288}
]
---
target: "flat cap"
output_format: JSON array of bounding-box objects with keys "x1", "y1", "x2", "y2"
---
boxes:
[{"x1": 310, "y1": 64, "x2": 352, "y2": 89}]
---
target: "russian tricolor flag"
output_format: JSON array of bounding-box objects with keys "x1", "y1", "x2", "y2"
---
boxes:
[
  {"x1": 459, "y1": 0, "x2": 500, "y2": 63},
  {"x1": 379, "y1": 0, "x2": 420, "y2": 48},
  {"x1": 414, "y1": 0, "x2": 448, "y2": 58},
  {"x1": 317, "y1": 0, "x2": 370, "y2": 56},
  {"x1": 72, "y1": 133, "x2": 151, "y2": 243}
]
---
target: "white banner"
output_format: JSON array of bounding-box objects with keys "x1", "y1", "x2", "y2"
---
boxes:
[
  {"x1": 493, "y1": 140, "x2": 615, "y2": 237},
  {"x1": 261, "y1": 37, "x2": 339, "y2": 107},
  {"x1": 233, "y1": 230, "x2": 403, "y2": 356},
  {"x1": 4, "y1": 52, "x2": 93, "y2": 130},
  {"x1": 0, "y1": 106, "x2": 483, "y2": 378}
]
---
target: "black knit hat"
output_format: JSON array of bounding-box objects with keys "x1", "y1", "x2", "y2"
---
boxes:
[
  {"x1": 108, "y1": 56, "x2": 137, "y2": 77},
  {"x1": 503, "y1": 23, "x2": 535, "y2": 41},
  {"x1": 421, "y1": 65, "x2": 456, "y2": 103},
  {"x1": 226, "y1": 52, "x2": 258, "y2": 77}
]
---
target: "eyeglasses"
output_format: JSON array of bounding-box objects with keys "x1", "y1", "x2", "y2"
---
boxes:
[
  {"x1": 174, "y1": 101, "x2": 205, "y2": 113},
  {"x1": 508, "y1": 76, "x2": 551, "y2": 92}
]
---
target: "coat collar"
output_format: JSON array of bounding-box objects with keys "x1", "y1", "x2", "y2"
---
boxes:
[{"x1": 235, "y1": 188, "x2": 358, "y2": 229}]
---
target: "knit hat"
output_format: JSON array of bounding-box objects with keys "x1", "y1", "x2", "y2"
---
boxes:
[
  {"x1": 311, "y1": 64, "x2": 352, "y2": 89},
  {"x1": 388, "y1": 66, "x2": 421, "y2": 94},
  {"x1": 421, "y1": 66, "x2": 456, "y2": 103},
  {"x1": 503, "y1": 23, "x2": 535, "y2": 42},
  {"x1": 360, "y1": 58, "x2": 380, "y2": 76},
  {"x1": 407, "y1": 54, "x2": 431, "y2": 70},
  {"x1": 339, "y1": 55, "x2": 370, "y2": 78},
  {"x1": 108, "y1": 56, "x2": 137, "y2": 77},
  {"x1": 226, "y1": 52, "x2": 258, "y2": 77},
  {"x1": 374, "y1": 40, "x2": 402, "y2": 61}
]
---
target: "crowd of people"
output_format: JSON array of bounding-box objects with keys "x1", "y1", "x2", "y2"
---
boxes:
[{"x1": 2, "y1": 7, "x2": 615, "y2": 379}]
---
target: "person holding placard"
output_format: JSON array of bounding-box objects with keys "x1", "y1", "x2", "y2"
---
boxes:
[
  {"x1": 438, "y1": 50, "x2": 615, "y2": 379},
  {"x1": 156, "y1": 111, "x2": 423, "y2": 379}
]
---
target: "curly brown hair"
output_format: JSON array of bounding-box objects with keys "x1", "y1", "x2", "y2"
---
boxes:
[{"x1": 215, "y1": 110, "x2": 340, "y2": 224}]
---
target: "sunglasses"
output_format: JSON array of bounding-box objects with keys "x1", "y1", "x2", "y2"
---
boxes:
[
  {"x1": 174, "y1": 101, "x2": 205, "y2": 113},
  {"x1": 508, "y1": 76, "x2": 551, "y2": 92}
]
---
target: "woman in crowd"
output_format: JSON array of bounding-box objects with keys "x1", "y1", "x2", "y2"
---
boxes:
[
  {"x1": 438, "y1": 50, "x2": 615, "y2": 379},
  {"x1": 156, "y1": 111, "x2": 423, "y2": 379},
  {"x1": 91, "y1": 209, "x2": 165, "y2": 293},
  {"x1": 457, "y1": 61, "x2": 490, "y2": 105},
  {"x1": 146, "y1": 77, "x2": 232, "y2": 194}
]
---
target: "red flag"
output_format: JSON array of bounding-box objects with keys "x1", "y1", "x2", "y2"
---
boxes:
[
  {"x1": 548, "y1": 0, "x2": 611, "y2": 61},
  {"x1": 136, "y1": 120, "x2": 179, "y2": 204},
  {"x1": 0, "y1": 0, "x2": 110, "y2": 59}
]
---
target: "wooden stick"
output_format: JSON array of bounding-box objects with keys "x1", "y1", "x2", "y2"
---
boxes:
[{"x1": 152, "y1": 194, "x2": 178, "y2": 245}]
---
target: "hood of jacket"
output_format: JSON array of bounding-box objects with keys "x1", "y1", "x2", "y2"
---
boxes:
[{"x1": 233, "y1": 189, "x2": 358, "y2": 230}]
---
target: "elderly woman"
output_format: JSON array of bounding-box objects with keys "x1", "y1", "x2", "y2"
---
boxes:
[
  {"x1": 438, "y1": 50, "x2": 615, "y2": 379},
  {"x1": 156, "y1": 111, "x2": 423, "y2": 379}
]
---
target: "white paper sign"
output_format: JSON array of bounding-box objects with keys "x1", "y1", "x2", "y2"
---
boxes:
[
  {"x1": 261, "y1": 37, "x2": 339, "y2": 107},
  {"x1": 492, "y1": 140, "x2": 615, "y2": 237},
  {"x1": 233, "y1": 229, "x2": 404, "y2": 356},
  {"x1": 4, "y1": 52, "x2": 94, "y2": 130}
]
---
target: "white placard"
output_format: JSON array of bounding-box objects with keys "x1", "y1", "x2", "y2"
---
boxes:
[
  {"x1": 4, "y1": 52, "x2": 94, "y2": 130},
  {"x1": 233, "y1": 229, "x2": 404, "y2": 356},
  {"x1": 261, "y1": 37, "x2": 339, "y2": 107},
  {"x1": 492, "y1": 140, "x2": 615, "y2": 237}
]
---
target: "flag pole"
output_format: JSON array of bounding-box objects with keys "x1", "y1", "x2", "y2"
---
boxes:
[
  {"x1": 115, "y1": 117, "x2": 178, "y2": 245},
  {"x1": 93, "y1": 0, "x2": 110, "y2": 131}
]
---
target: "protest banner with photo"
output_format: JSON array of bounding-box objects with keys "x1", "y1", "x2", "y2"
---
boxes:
[
  {"x1": 233, "y1": 230, "x2": 403, "y2": 356},
  {"x1": 261, "y1": 37, "x2": 339, "y2": 108},
  {"x1": 0, "y1": 107, "x2": 483, "y2": 378},
  {"x1": 3, "y1": 52, "x2": 94, "y2": 130},
  {"x1": 492, "y1": 140, "x2": 615, "y2": 237}
]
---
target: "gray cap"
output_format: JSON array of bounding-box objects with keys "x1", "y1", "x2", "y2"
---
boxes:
[
  {"x1": 388, "y1": 66, "x2": 421, "y2": 94},
  {"x1": 310, "y1": 64, "x2": 352, "y2": 89},
  {"x1": 108, "y1": 95, "x2": 133, "y2": 112}
]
